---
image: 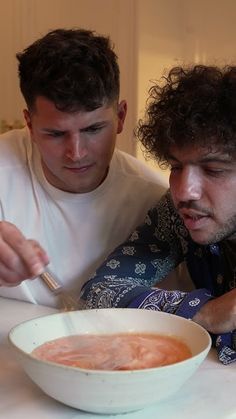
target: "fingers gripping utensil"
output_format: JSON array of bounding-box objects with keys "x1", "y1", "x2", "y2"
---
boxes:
[{"x1": 40, "y1": 271, "x2": 79, "y2": 311}]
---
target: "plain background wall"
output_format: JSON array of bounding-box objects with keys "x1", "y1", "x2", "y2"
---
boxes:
[
  {"x1": 136, "y1": 0, "x2": 236, "y2": 178},
  {"x1": 2, "y1": 0, "x2": 236, "y2": 181}
]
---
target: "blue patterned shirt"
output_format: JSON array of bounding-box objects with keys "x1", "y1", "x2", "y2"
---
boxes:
[{"x1": 81, "y1": 191, "x2": 236, "y2": 364}]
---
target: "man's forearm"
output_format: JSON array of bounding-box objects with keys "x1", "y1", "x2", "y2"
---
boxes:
[{"x1": 192, "y1": 288, "x2": 236, "y2": 334}]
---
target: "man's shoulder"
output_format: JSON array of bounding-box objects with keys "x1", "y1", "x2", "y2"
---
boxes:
[
  {"x1": 0, "y1": 126, "x2": 28, "y2": 140},
  {"x1": 113, "y1": 149, "x2": 168, "y2": 188},
  {"x1": 0, "y1": 127, "x2": 30, "y2": 162}
]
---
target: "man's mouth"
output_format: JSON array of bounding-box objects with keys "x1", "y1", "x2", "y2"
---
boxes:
[
  {"x1": 64, "y1": 163, "x2": 94, "y2": 172},
  {"x1": 180, "y1": 210, "x2": 211, "y2": 230}
]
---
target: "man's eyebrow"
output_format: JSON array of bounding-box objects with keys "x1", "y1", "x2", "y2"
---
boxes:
[
  {"x1": 40, "y1": 128, "x2": 66, "y2": 134},
  {"x1": 80, "y1": 121, "x2": 108, "y2": 130},
  {"x1": 200, "y1": 155, "x2": 233, "y2": 164},
  {"x1": 40, "y1": 121, "x2": 108, "y2": 134},
  {"x1": 166, "y1": 153, "x2": 233, "y2": 164},
  {"x1": 166, "y1": 154, "x2": 178, "y2": 162}
]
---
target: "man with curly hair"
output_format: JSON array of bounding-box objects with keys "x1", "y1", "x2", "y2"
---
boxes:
[{"x1": 81, "y1": 65, "x2": 236, "y2": 364}]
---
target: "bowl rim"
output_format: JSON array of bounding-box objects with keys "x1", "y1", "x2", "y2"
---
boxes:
[{"x1": 8, "y1": 308, "x2": 212, "y2": 374}]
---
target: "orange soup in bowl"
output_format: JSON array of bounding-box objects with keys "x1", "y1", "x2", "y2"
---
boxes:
[{"x1": 32, "y1": 333, "x2": 192, "y2": 370}]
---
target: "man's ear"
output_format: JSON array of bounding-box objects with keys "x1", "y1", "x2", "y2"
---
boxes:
[
  {"x1": 117, "y1": 100, "x2": 127, "y2": 134},
  {"x1": 23, "y1": 109, "x2": 32, "y2": 131}
]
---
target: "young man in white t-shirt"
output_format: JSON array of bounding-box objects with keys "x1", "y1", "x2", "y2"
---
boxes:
[{"x1": 0, "y1": 28, "x2": 166, "y2": 307}]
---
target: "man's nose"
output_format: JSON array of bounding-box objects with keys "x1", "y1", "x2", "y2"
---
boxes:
[
  {"x1": 173, "y1": 167, "x2": 202, "y2": 202},
  {"x1": 65, "y1": 135, "x2": 88, "y2": 160}
]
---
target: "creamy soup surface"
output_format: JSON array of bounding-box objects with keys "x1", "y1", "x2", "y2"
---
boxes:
[{"x1": 32, "y1": 333, "x2": 192, "y2": 370}]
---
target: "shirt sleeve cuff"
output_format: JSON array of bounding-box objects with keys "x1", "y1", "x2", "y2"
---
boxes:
[
  {"x1": 127, "y1": 288, "x2": 187, "y2": 313},
  {"x1": 175, "y1": 288, "x2": 213, "y2": 319},
  {"x1": 128, "y1": 288, "x2": 213, "y2": 320}
]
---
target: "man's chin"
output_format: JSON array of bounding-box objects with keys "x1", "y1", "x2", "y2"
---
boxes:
[
  {"x1": 188, "y1": 231, "x2": 213, "y2": 246},
  {"x1": 189, "y1": 230, "x2": 229, "y2": 246}
]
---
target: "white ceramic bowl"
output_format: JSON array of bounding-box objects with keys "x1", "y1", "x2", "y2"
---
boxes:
[{"x1": 9, "y1": 308, "x2": 211, "y2": 414}]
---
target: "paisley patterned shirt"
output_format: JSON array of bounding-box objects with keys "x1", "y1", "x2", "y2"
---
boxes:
[{"x1": 81, "y1": 191, "x2": 236, "y2": 365}]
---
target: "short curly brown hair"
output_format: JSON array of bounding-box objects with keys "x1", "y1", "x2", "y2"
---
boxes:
[{"x1": 136, "y1": 65, "x2": 236, "y2": 167}]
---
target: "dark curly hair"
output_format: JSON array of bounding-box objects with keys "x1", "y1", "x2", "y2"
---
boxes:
[
  {"x1": 17, "y1": 28, "x2": 120, "y2": 112},
  {"x1": 137, "y1": 65, "x2": 236, "y2": 167}
]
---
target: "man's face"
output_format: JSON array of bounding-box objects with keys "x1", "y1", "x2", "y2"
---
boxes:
[
  {"x1": 24, "y1": 96, "x2": 127, "y2": 193},
  {"x1": 168, "y1": 145, "x2": 236, "y2": 244}
]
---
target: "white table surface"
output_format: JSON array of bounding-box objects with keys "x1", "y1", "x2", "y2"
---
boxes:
[{"x1": 0, "y1": 296, "x2": 235, "y2": 419}]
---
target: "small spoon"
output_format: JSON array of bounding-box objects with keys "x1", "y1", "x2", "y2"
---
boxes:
[{"x1": 40, "y1": 270, "x2": 79, "y2": 311}]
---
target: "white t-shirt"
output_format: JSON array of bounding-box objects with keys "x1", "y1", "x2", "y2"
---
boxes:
[{"x1": 0, "y1": 127, "x2": 167, "y2": 307}]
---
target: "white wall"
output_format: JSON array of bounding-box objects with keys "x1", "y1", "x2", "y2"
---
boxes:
[
  {"x1": 136, "y1": 0, "x2": 185, "y2": 180},
  {"x1": 182, "y1": 0, "x2": 236, "y2": 64},
  {"x1": 135, "y1": 0, "x2": 236, "y2": 181}
]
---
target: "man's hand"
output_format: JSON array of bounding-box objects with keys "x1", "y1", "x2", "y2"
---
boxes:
[
  {"x1": 193, "y1": 289, "x2": 236, "y2": 333},
  {"x1": 0, "y1": 221, "x2": 49, "y2": 286}
]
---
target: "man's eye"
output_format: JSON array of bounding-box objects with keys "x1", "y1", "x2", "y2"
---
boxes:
[
  {"x1": 170, "y1": 166, "x2": 181, "y2": 172},
  {"x1": 85, "y1": 126, "x2": 103, "y2": 133},
  {"x1": 205, "y1": 168, "x2": 225, "y2": 176},
  {"x1": 47, "y1": 131, "x2": 64, "y2": 137}
]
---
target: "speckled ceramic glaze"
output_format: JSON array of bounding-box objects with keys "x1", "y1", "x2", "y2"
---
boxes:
[{"x1": 9, "y1": 308, "x2": 211, "y2": 414}]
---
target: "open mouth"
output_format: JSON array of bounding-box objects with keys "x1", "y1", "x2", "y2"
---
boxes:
[
  {"x1": 181, "y1": 212, "x2": 210, "y2": 231},
  {"x1": 184, "y1": 214, "x2": 205, "y2": 221}
]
